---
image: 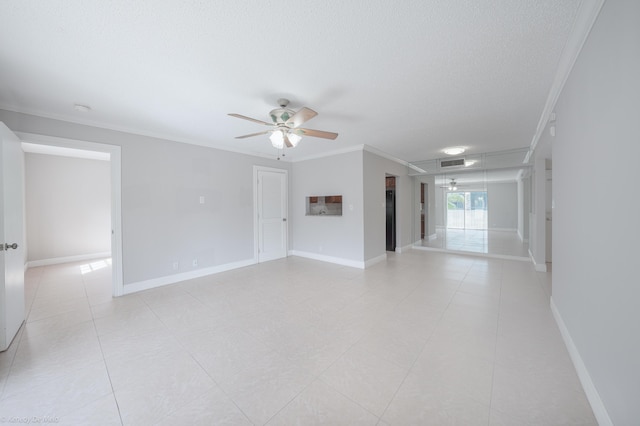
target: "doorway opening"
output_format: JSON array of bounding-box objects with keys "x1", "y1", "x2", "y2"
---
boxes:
[
  {"x1": 420, "y1": 182, "x2": 426, "y2": 239},
  {"x1": 17, "y1": 132, "x2": 123, "y2": 297},
  {"x1": 386, "y1": 176, "x2": 396, "y2": 252}
]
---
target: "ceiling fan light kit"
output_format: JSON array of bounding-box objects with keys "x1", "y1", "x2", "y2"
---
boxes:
[{"x1": 229, "y1": 98, "x2": 338, "y2": 153}]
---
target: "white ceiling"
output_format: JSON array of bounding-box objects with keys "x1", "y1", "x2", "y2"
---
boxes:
[{"x1": 0, "y1": 1, "x2": 582, "y2": 163}]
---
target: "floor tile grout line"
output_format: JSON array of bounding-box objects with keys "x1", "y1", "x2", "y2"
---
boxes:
[
  {"x1": 260, "y1": 270, "x2": 412, "y2": 425},
  {"x1": 0, "y1": 265, "x2": 44, "y2": 400},
  {"x1": 157, "y1": 340, "x2": 255, "y2": 426},
  {"x1": 376, "y1": 261, "x2": 468, "y2": 422},
  {"x1": 315, "y1": 376, "x2": 383, "y2": 422},
  {"x1": 487, "y1": 259, "x2": 505, "y2": 424},
  {"x1": 261, "y1": 313, "x2": 372, "y2": 424},
  {"x1": 150, "y1": 287, "x2": 290, "y2": 426},
  {"x1": 84, "y1": 266, "x2": 125, "y2": 426}
]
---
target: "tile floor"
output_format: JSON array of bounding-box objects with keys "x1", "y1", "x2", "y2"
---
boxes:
[
  {"x1": 418, "y1": 228, "x2": 531, "y2": 259},
  {"x1": 0, "y1": 251, "x2": 596, "y2": 425}
]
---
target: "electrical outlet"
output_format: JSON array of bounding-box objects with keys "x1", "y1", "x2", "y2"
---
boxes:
[
  {"x1": 192, "y1": 259, "x2": 198, "y2": 267},
  {"x1": 172, "y1": 262, "x2": 179, "y2": 271}
]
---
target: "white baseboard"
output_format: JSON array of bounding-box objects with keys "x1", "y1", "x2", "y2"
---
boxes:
[
  {"x1": 26, "y1": 251, "x2": 111, "y2": 268},
  {"x1": 413, "y1": 245, "x2": 530, "y2": 262},
  {"x1": 550, "y1": 298, "x2": 613, "y2": 426},
  {"x1": 289, "y1": 250, "x2": 370, "y2": 269},
  {"x1": 529, "y1": 249, "x2": 547, "y2": 272},
  {"x1": 395, "y1": 243, "x2": 412, "y2": 253},
  {"x1": 488, "y1": 227, "x2": 518, "y2": 232},
  {"x1": 124, "y1": 258, "x2": 255, "y2": 295},
  {"x1": 364, "y1": 253, "x2": 387, "y2": 268}
]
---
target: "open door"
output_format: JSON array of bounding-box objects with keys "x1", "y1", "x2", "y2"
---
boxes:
[{"x1": 0, "y1": 123, "x2": 25, "y2": 352}]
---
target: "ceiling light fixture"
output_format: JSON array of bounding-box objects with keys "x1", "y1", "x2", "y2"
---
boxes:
[
  {"x1": 443, "y1": 147, "x2": 465, "y2": 156},
  {"x1": 287, "y1": 131, "x2": 302, "y2": 147},
  {"x1": 465, "y1": 160, "x2": 476, "y2": 167},
  {"x1": 270, "y1": 128, "x2": 303, "y2": 149},
  {"x1": 269, "y1": 130, "x2": 285, "y2": 149}
]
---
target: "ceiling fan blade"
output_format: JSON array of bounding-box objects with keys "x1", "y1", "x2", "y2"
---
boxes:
[
  {"x1": 228, "y1": 113, "x2": 272, "y2": 126},
  {"x1": 283, "y1": 132, "x2": 293, "y2": 148},
  {"x1": 294, "y1": 128, "x2": 339, "y2": 140},
  {"x1": 285, "y1": 107, "x2": 317, "y2": 128},
  {"x1": 235, "y1": 130, "x2": 270, "y2": 139}
]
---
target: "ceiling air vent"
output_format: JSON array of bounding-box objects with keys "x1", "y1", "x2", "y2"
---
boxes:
[{"x1": 440, "y1": 158, "x2": 465, "y2": 168}]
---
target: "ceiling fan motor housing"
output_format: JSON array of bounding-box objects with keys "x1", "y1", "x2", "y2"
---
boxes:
[
  {"x1": 270, "y1": 98, "x2": 295, "y2": 125},
  {"x1": 270, "y1": 107, "x2": 296, "y2": 125}
]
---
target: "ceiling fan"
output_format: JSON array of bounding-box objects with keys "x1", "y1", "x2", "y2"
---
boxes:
[
  {"x1": 440, "y1": 178, "x2": 462, "y2": 191},
  {"x1": 228, "y1": 98, "x2": 338, "y2": 150}
]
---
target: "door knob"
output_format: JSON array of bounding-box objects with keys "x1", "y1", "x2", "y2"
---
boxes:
[
  {"x1": 282, "y1": 218, "x2": 287, "y2": 222},
  {"x1": 4, "y1": 243, "x2": 18, "y2": 250}
]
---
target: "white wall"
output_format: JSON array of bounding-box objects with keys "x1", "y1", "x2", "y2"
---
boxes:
[
  {"x1": 25, "y1": 153, "x2": 110, "y2": 262},
  {"x1": 362, "y1": 150, "x2": 412, "y2": 259},
  {"x1": 291, "y1": 150, "x2": 364, "y2": 263},
  {"x1": 487, "y1": 182, "x2": 517, "y2": 230},
  {"x1": 0, "y1": 109, "x2": 288, "y2": 287},
  {"x1": 551, "y1": 0, "x2": 640, "y2": 423},
  {"x1": 291, "y1": 148, "x2": 413, "y2": 265}
]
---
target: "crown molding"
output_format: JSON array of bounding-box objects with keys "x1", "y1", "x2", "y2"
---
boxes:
[
  {"x1": 0, "y1": 104, "x2": 280, "y2": 161},
  {"x1": 289, "y1": 144, "x2": 365, "y2": 162},
  {"x1": 362, "y1": 145, "x2": 426, "y2": 173},
  {"x1": 290, "y1": 143, "x2": 426, "y2": 174}
]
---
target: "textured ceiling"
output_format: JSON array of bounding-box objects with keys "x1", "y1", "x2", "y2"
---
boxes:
[{"x1": 0, "y1": 0, "x2": 582, "y2": 163}]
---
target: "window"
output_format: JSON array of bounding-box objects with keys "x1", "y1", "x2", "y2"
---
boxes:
[{"x1": 446, "y1": 191, "x2": 487, "y2": 230}]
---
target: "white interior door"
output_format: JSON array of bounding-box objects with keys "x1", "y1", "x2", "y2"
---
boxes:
[
  {"x1": 0, "y1": 123, "x2": 25, "y2": 352},
  {"x1": 256, "y1": 168, "x2": 287, "y2": 262}
]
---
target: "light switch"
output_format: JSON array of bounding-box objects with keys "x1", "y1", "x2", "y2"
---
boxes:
[{"x1": 199, "y1": 196, "x2": 205, "y2": 204}]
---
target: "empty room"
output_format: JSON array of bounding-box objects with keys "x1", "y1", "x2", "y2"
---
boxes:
[{"x1": 0, "y1": 1, "x2": 638, "y2": 425}]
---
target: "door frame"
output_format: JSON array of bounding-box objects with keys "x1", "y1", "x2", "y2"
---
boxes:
[
  {"x1": 253, "y1": 165, "x2": 288, "y2": 263},
  {"x1": 16, "y1": 132, "x2": 124, "y2": 296},
  {"x1": 420, "y1": 182, "x2": 425, "y2": 239},
  {"x1": 385, "y1": 175, "x2": 397, "y2": 252}
]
